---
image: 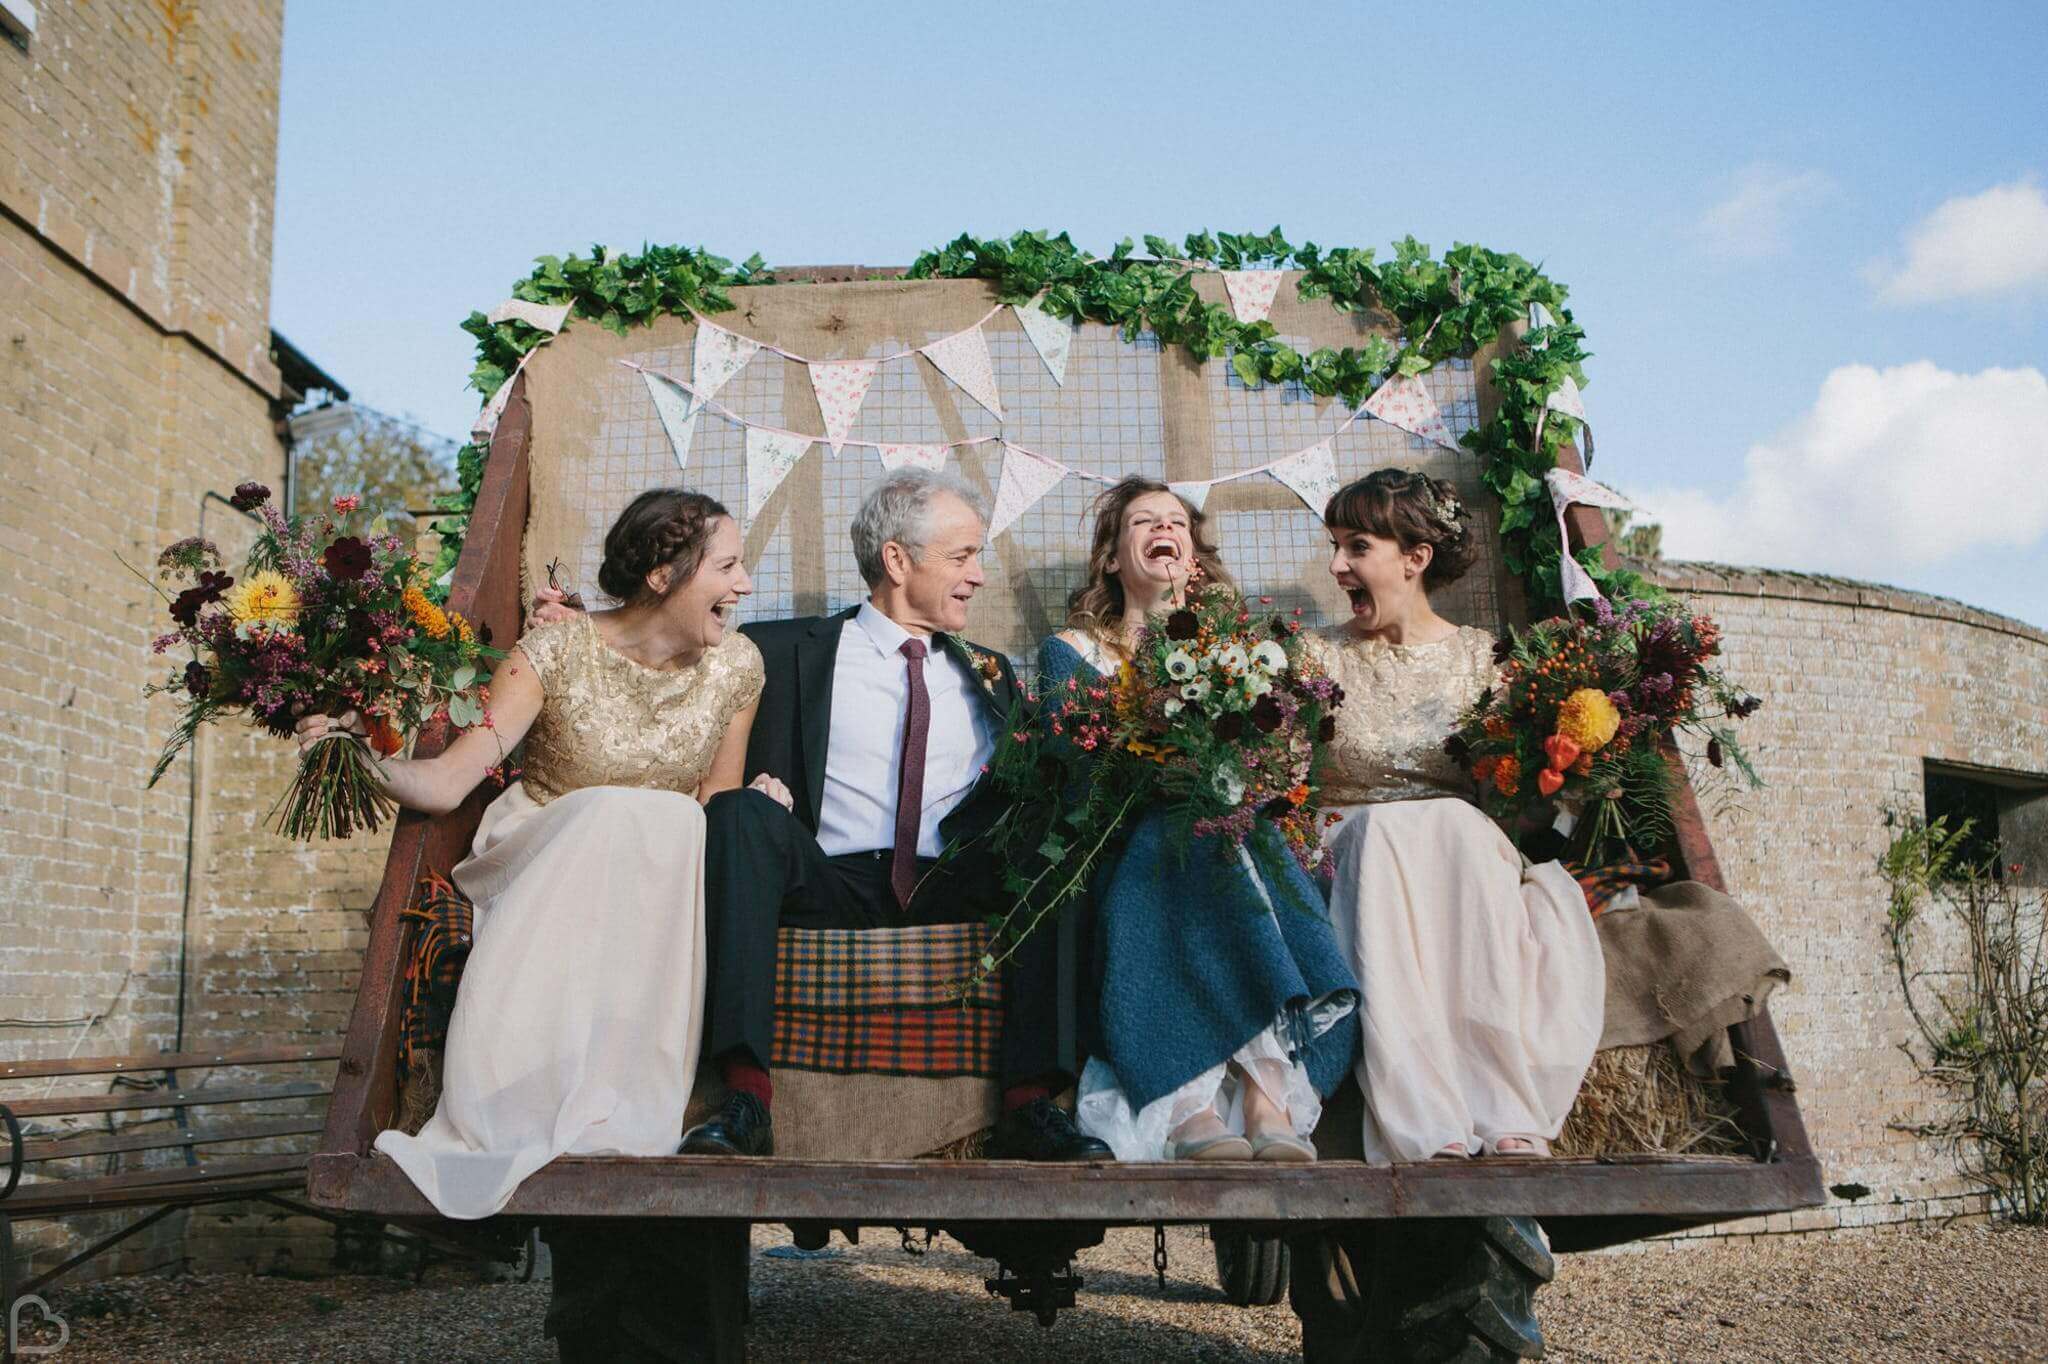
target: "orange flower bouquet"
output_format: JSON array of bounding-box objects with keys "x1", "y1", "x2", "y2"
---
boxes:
[
  {"x1": 139, "y1": 482, "x2": 502, "y2": 840},
  {"x1": 1451, "y1": 595, "x2": 1761, "y2": 864}
]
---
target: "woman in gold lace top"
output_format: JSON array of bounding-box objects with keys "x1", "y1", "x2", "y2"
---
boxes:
[
  {"x1": 294, "y1": 489, "x2": 783, "y2": 1219},
  {"x1": 1304, "y1": 470, "x2": 1605, "y2": 1163}
]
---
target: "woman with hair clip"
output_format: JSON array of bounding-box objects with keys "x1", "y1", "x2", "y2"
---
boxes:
[
  {"x1": 292, "y1": 489, "x2": 790, "y2": 1219},
  {"x1": 1306, "y1": 468, "x2": 1604, "y2": 1163},
  {"x1": 1038, "y1": 477, "x2": 1359, "y2": 1164}
]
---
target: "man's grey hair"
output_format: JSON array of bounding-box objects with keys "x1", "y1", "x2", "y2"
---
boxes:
[{"x1": 850, "y1": 468, "x2": 989, "y2": 588}]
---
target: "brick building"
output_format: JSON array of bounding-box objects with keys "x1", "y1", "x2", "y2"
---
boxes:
[{"x1": 1, "y1": 0, "x2": 379, "y2": 1280}]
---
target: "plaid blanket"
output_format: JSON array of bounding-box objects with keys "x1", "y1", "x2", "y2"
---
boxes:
[
  {"x1": 772, "y1": 922, "x2": 1002, "y2": 1078},
  {"x1": 1569, "y1": 855, "x2": 1674, "y2": 918},
  {"x1": 394, "y1": 878, "x2": 1004, "y2": 1080},
  {"x1": 398, "y1": 874, "x2": 473, "y2": 1082}
]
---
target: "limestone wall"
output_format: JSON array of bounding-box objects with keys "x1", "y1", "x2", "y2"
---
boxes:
[{"x1": 1648, "y1": 564, "x2": 2048, "y2": 1244}]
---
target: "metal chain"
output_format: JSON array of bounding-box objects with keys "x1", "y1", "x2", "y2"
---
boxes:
[{"x1": 1153, "y1": 1223, "x2": 1168, "y2": 1291}]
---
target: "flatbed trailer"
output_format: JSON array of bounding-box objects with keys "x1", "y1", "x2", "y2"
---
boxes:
[{"x1": 307, "y1": 266, "x2": 1823, "y2": 1361}]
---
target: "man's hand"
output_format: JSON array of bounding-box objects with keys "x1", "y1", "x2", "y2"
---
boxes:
[
  {"x1": 747, "y1": 773, "x2": 795, "y2": 811},
  {"x1": 530, "y1": 584, "x2": 584, "y2": 626}
]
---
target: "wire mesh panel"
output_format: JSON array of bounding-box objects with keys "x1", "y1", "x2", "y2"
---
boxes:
[{"x1": 517, "y1": 275, "x2": 1504, "y2": 672}]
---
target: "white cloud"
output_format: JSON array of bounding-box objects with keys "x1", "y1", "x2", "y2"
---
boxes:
[
  {"x1": 1870, "y1": 177, "x2": 2048, "y2": 305},
  {"x1": 1696, "y1": 164, "x2": 1833, "y2": 260},
  {"x1": 1636, "y1": 362, "x2": 2048, "y2": 584}
]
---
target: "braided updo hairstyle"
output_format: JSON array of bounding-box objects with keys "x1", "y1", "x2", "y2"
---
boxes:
[
  {"x1": 1322, "y1": 468, "x2": 1477, "y2": 590},
  {"x1": 596, "y1": 488, "x2": 730, "y2": 605}
]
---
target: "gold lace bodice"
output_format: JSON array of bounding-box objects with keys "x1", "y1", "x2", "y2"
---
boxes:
[
  {"x1": 1307, "y1": 624, "x2": 1498, "y2": 806},
  {"x1": 513, "y1": 614, "x2": 765, "y2": 805}
]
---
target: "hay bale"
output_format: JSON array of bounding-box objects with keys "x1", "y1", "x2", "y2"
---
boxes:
[{"x1": 1553, "y1": 1043, "x2": 1745, "y2": 1158}]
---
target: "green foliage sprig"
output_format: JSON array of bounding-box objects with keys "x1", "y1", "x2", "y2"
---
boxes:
[{"x1": 437, "y1": 228, "x2": 1652, "y2": 616}]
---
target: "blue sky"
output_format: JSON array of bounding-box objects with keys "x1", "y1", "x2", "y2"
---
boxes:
[{"x1": 272, "y1": 1, "x2": 2048, "y2": 627}]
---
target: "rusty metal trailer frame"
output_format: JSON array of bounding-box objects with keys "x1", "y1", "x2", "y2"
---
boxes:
[{"x1": 306, "y1": 274, "x2": 1823, "y2": 1262}]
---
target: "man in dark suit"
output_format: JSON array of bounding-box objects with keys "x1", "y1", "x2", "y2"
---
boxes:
[{"x1": 673, "y1": 469, "x2": 1104, "y2": 1162}]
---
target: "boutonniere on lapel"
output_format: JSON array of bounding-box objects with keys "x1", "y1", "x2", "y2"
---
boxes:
[{"x1": 942, "y1": 635, "x2": 1006, "y2": 698}]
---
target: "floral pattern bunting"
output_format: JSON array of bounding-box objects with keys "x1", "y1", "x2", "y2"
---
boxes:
[
  {"x1": 989, "y1": 443, "x2": 1069, "y2": 538},
  {"x1": 1269, "y1": 438, "x2": 1339, "y2": 514},
  {"x1": 1544, "y1": 467, "x2": 1635, "y2": 604},
  {"x1": 1013, "y1": 297, "x2": 1076, "y2": 385},
  {"x1": 808, "y1": 359, "x2": 879, "y2": 455},
  {"x1": 745, "y1": 427, "x2": 813, "y2": 521},
  {"x1": 1168, "y1": 480, "x2": 1214, "y2": 512},
  {"x1": 487, "y1": 298, "x2": 572, "y2": 334},
  {"x1": 1363, "y1": 373, "x2": 1458, "y2": 450},
  {"x1": 693, "y1": 321, "x2": 763, "y2": 406},
  {"x1": 1221, "y1": 269, "x2": 1286, "y2": 324},
  {"x1": 1545, "y1": 372, "x2": 1586, "y2": 421},
  {"x1": 920, "y1": 324, "x2": 1005, "y2": 421},
  {"x1": 877, "y1": 442, "x2": 951, "y2": 472},
  {"x1": 641, "y1": 370, "x2": 700, "y2": 469}
]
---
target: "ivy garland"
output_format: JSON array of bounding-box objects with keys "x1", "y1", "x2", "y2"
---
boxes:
[{"x1": 434, "y1": 230, "x2": 1655, "y2": 612}]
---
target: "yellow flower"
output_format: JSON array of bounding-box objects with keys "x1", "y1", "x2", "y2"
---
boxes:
[
  {"x1": 403, "y1": 584, "x2": 451, "y2": 640},
  {"x1": 224, "y1": 570, "x2": 300, "y2": 627},
  {"x1": 1556, "y1": 687, "x2": 1621, "y2": 752}
]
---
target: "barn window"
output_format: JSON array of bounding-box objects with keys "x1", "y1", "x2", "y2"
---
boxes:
[
  {"x1": 1924, "y1": 761, "x2": 2048, "y2": 887},
  {"x1": 0, "y1": 0, "x2": 34, "y2": 50}
]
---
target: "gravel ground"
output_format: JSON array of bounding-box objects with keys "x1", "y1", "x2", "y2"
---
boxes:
[{"x1": 16, "y1": 1220, "x2": 2047, "y2": 1362}]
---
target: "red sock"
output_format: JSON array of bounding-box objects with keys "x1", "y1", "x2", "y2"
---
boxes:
[
  {"x1": 720, "y1": 1053, "x2": 773, "y2": 1107},
  {"x1": 1002, "y1": 1079, "x2": 1054, "y2": 1114}
]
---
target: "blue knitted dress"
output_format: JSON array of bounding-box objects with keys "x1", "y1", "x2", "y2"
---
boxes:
[{"x1": 1038, "y1": 635, "x2": 1361, "y2": 1159}]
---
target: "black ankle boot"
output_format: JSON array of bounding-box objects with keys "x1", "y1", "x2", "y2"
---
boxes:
[
  {"x1": 986, "y1": 1097, "x2": 1112, "y2": 1161},
  {"x1": 678, "y1": 1091, "x2": 773, "y2": 1156}
]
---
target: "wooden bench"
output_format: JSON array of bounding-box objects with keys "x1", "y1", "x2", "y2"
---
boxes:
[{"x1": 0, "y1": 1044, "x2": 339, "y2": 1316}]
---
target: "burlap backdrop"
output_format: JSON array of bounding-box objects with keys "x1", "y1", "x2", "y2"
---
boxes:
[{"x1": 518, "y1": 274, "x2": 1517, "y2": 662}]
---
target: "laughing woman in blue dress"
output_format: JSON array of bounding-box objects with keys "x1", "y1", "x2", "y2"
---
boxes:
[{"x1": 1038, "y1": 477, "x2": 1360, "y2": 1163}]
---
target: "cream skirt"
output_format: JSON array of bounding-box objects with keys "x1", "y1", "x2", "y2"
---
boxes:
[
  {"x1": 1326, "y1": 797, "x2": 1603, "y2": 1164},
  {"x1": 373, "y1": 782, "x2": 708, "y2": 1219}
]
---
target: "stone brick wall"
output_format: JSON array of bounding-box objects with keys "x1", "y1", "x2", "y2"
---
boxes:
[
  {"x1": 1, "y1": 1, "x2": 387, "y2": 1283},
  {"x1": 1646, "y1": 563, "x2": 2048, "y2": 1244}
]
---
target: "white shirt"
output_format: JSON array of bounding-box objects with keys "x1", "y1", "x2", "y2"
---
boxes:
[{"x1": 816, "y1": 602, "x2": 996, "y2": 859}]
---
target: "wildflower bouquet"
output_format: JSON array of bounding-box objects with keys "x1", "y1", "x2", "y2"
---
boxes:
[
  {"x1": 140, "y1": 481, "x2": 501, "y2": 840},
  {"x1": 960, "y1": 574, "x2": 1344, "y2": 974},
  {"x1": 1450, "y1": 595, "x2": 1761, "y2": 865}
]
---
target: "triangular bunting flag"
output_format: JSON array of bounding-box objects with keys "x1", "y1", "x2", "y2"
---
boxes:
[
  {"x1": 921, "y1": 325, "x2": 1005, "y2": 421},
  {"x1": 1364, "y1": 373, "x2": 1458, "y2": 451},
  {"x1": 471, "y1": 350, "x2": 534, "y2": 443},
  {"x1": 1527, "y1": 300, "x2": 1556, "y2": 336},
  {"x1": 990, "y1": 444, "x2": 1068, "y2": 538},
  {"x1": 487, "y1": 298, "x2": 573, "y2": 334},
  {"x1": 808, "y1": 359, "x2": 879, "y2": 455},
  {"x1": 1013, "y1": 297, "x2": 1075, "y2": 385},
  {"x1": 1168, "y1": 480, "x2": 1213, "y2": 512},
  {"x1": 744, "y1": 428, "x2": 812, "y2": 522},
  {"x1": 1545, "y1": 467, "x2": 1635, "y2": 604},
  {"x1": 693, "y1": 322, "x2": 762, "y2": 405},
  {"x1": 1270, "y1": 439, "x2": 1339, "y2": 515},
  {"x1": 1222, "y1": 270, "x2": 1285, "y2": 324},
  {"x1": 641, "y1": 370, "x2": 699, "y2": 470},
  {"x1": 877, "y1": 442, "x2": 950, "y2": 472},
  {"x1": 1545, "y1": 372, "x2": 1587, "y2": 421}
]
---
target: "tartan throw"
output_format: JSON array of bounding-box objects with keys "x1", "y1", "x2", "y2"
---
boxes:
[
  {"x1": 393, "y1": 878, "x2": 1004, "y2": 1080},
  {"x1": 1569, "y1": 855, "x2": 1675, "y2": 918},
  {"x1": 398, "y1": 874, "x2": 473, "y2": 1081},
  {"x1": 772, "y1": 922, "x2": 1003, "y2": 1078}
]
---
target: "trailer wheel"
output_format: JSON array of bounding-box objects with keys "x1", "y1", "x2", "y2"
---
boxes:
[
  {"x1": 1212, "y1": 1227, "x2": 1290, "y2": 1306},
  {"x1": 1290, "y1": 1216, "x2": 1553, "y2": 1362}
]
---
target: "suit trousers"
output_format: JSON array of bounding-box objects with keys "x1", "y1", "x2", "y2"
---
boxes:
[{"x1": 701, "y1": 787, "x2": 1068, "y2": 1088}]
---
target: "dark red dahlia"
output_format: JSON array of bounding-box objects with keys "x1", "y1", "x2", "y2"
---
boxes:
[
  {"x1": 1164, "y1": 609, "x2": 1199, "y2": 641},
  {"x1": 182, "y1": 661, "x2": 212, "y2": 697},
  {"x1": 1213, "y1": 712, "x2": 1246, "y2": 742},
  {"x1": 169, "y1": 570, "x2": 233, "y2": 627},
  {"x1": 1251, "y1": 695, "x2": 1284, "y2": 733},
  {"x1": 229, "y1": 481, "x2": 271, "y2": 512},
  {"x1": 322, "y1": 536, "x2": 373, "y2": 581}
]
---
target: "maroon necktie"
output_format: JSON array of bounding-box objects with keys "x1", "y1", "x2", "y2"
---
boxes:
[{"x1": 891, "y1": 637, "x2": 931, "y2": 908}]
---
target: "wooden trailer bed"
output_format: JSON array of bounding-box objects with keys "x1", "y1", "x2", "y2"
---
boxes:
[{"x1": 308, "y1": 333, "x2": 1822, "y2": 1260}]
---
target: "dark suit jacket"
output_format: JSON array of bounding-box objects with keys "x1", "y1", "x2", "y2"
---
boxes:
[{"x1": 737, "y1": 607, "x2": 1027, "y2": 857}]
